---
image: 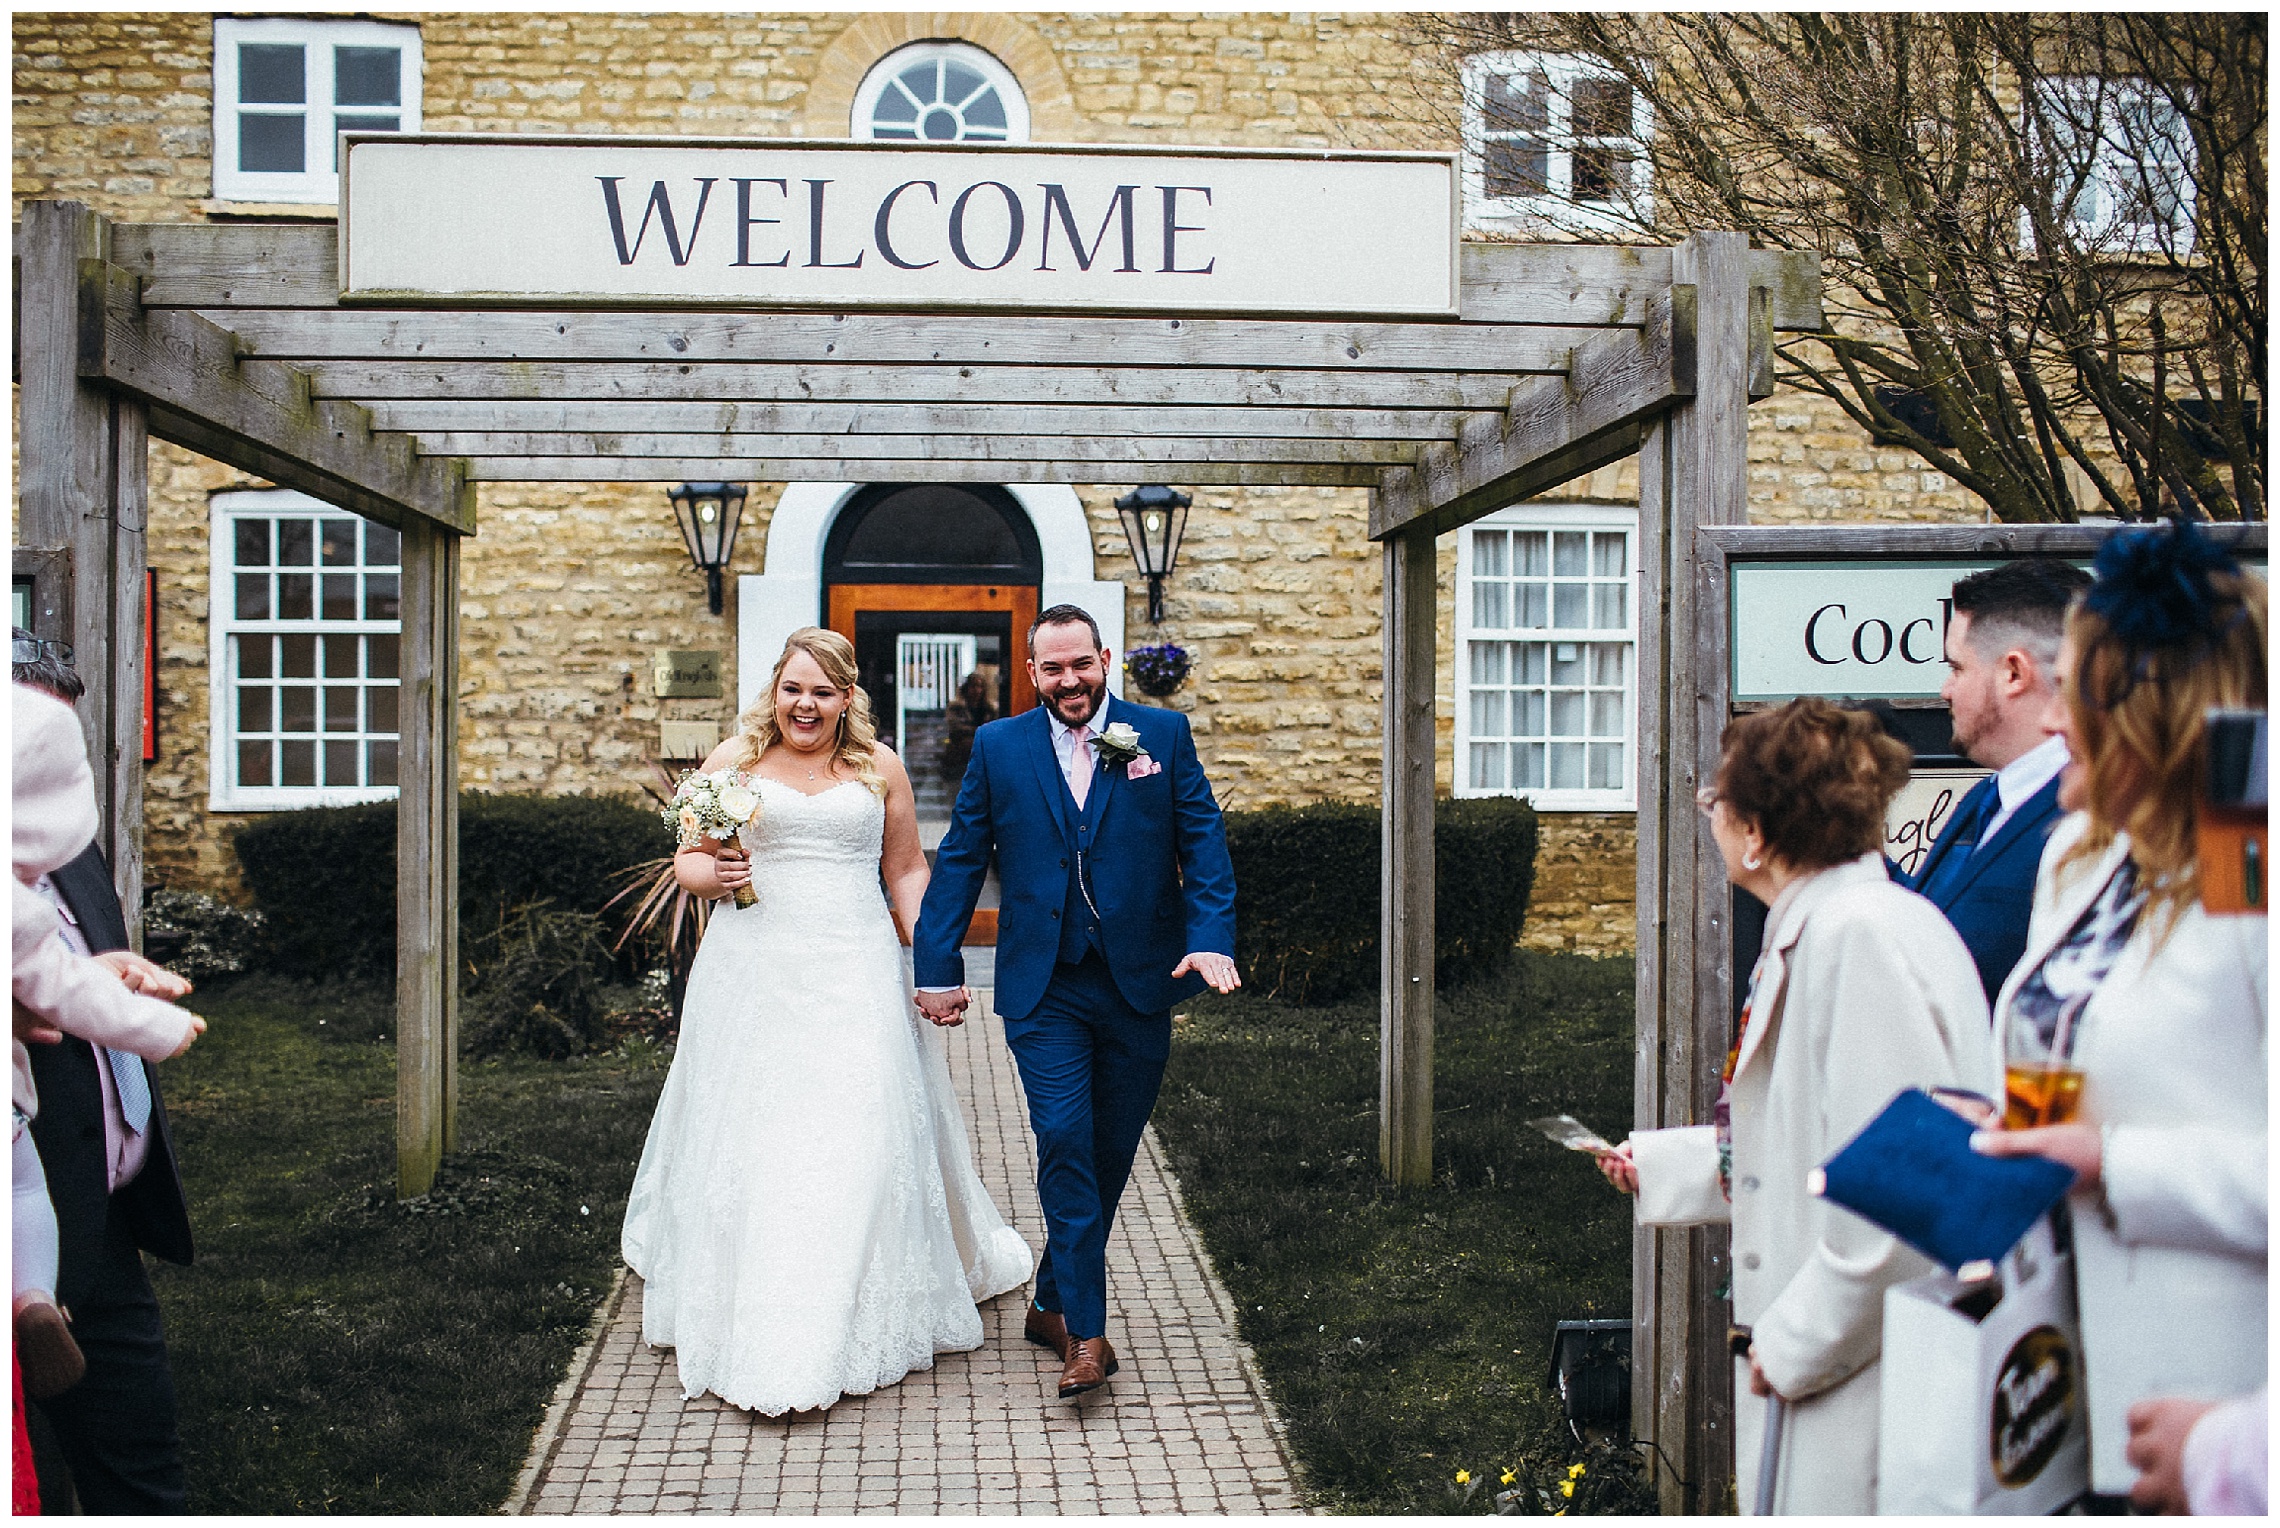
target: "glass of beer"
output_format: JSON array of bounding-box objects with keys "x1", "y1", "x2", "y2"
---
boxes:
[{"x1": 2004, "y1": 992, "x2": 2089, "y2": 1130}]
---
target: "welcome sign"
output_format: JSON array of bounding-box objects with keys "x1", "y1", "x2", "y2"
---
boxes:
[{"x1": 339, "y1": 135, "x2": 1458, "y2": 316}]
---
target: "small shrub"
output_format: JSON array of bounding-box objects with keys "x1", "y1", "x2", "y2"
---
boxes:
[
  {"x1": 460, "y1": 904, "x2": 614, "y2": 1060},
  {"x1": 1224, "y1": 797, "x2": 1539, "y2": 1005},
  {"x1": 142, "y1": 889, "x2": 267, "y2": 984},
  {"x1": 234, "y1": 792, "x2": 672, "y2": 980}
]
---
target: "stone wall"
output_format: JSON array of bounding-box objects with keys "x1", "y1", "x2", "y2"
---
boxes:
[{"x1": 15, "y1": 10, "x2": 1997, "y2": 955}]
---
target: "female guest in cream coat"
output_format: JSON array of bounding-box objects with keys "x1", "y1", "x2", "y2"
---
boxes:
[
  {"x1": 1599, "y1": 698, "x2": 1997, "y2": 1515},
  {"x1": 1976, "y1": 524, "x2": 2266, "y2": 1502}
]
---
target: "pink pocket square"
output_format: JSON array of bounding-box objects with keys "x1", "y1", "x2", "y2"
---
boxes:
[{"x1": 1126, "y1": 758, "x2": 1162, "y2": 780}]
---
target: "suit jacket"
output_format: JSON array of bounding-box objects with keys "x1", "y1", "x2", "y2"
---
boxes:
[
  {"x1": 26, "y1": 845, "x2": 196, "y2": 1302},
  {"x1": 1903, "y1": 773, "x2": 2065, "y2": 1004},
  {"x1": 1995, "y1": 817, "x2": 2267, "y2": 1494},
  {"x1": 1629, "y1": 855, "x2": 1996, "y2": 1513},
  {"x1": 914, "y1": 696, "x2": 1238, "y2": 1021}
]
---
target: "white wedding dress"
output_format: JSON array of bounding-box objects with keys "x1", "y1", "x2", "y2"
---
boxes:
[{"x1": 621, "y1": 776, "x2": 1033, "y2": 1415}]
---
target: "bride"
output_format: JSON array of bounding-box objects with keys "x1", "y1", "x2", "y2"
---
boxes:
[{"x1": 621, "y1": 627, "x2": 1033, "y2": 1415}]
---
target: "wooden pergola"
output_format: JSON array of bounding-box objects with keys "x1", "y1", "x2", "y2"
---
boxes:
[{"x1": 17, "y1": 195, "x2": 1816, "y2": 1512}]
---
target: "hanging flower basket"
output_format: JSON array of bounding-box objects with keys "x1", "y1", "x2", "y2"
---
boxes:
[{"x1": 1124, "y1": 641, "x2": 1193, "y2": 699}]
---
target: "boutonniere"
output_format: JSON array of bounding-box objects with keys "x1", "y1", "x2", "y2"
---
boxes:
[{"x1": 1094, "y1": 720, "x2": 1146, "y2": 770}]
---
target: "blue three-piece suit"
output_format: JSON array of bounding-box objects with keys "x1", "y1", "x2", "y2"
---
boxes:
[
  {"x1": 1900, "y1": 772, "x2": 2067, "y2": 1004},
  {"x1": 914, "y1": 695, "x2": 1238, "y2": 1343}
]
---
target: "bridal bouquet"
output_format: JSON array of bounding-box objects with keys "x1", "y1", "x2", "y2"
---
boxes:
[{"x1": 663, "y1": 768, "x2": 762, "y2": 908}]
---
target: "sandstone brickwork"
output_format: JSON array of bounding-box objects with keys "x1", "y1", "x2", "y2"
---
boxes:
[{"x1": 15, "y1": 11, "x2": 2003, "y2": 954}]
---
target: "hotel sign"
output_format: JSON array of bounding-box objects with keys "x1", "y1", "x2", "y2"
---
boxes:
[
  {"x1": 1731, "y1": 552, "x2": 2263, "y2": 701},
  {"x1": 1732, "y1": 560, "x2": 1994, "y2": 702},
  {"x1": 339, "y1": 135, "x2": 1459, "y2": 317}
]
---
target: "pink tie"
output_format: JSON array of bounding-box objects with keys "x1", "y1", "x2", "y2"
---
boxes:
[{"x1": 1066, "y1": 724, "x2": 1092, "y2": 809}]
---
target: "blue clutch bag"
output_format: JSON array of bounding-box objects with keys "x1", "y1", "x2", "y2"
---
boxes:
[{"x1": 1810, "y1": 1088, "x2": 2077, "y2": 1273}]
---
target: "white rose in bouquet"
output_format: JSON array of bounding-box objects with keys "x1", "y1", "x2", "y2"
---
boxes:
[{"x1": 716, "y1": 779, "x2": 760, "y2": 827}]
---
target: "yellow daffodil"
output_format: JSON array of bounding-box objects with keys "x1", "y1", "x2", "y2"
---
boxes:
[
  {"x1": 1500, "y1": 1469, "x2": 1516, "y2": 1486},
  {"x1": 1455, "y1": 1470, "x2": 1470, "y2": 1485},
  {"x1": 1560, "y1": 1479, "x2": 1577, "y2": 1498},
  {"x1": 1568, "y1": 1462, "x2": 1588, "y2": 1480}
]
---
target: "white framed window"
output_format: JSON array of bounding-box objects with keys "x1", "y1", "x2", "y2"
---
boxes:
[
  {"x1": 852, "y1": 40, "x2": 1029, "y2": 143},
  {"x1": 2030, "y1": 76, "x2": 2195, "y2": 256},
  {"x1": 1462, "y1": 52, "x2": 1651, "y2": 233},
  {"x1": 212, "y1": 16, "x2": 421, "y2": 205},
  {"x1": 208, "y1": 490, "x2": 402, "y2": 811},
  {"x1": 1456, "y1": 504, "x2": 1640, "y2": 811}
]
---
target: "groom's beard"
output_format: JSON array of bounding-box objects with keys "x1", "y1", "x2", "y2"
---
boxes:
[{"x1": 1044, "y1": 676, "x2": 1106, "y2": 727}]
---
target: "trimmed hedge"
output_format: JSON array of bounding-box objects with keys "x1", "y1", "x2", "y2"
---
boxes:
[
  {"x1": 1223, "y1": 797, "x2": 1539, "y2": 1006},
  {"x1": 233, "y1": 793, "x2": 672, "y2": 979}
]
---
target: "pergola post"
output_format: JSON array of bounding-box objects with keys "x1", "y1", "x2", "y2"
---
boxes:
[
  {"x1": 396, "y1": 517, "x2": 462, "y2": 1196},
  {"x1": 17, "y1": 200, "x2": 149, "y2": 941},
  {"x1": 1378, "y1": 518, "x2": 1436, "y2": 1186},
  {"x1": 1633, "y1": 230, "x2": 1758, "y2": 1515}
]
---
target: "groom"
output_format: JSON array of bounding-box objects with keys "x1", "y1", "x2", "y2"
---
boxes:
[{"x1": 913, "y1": 604, "x2": 1239, "y2": 1399}]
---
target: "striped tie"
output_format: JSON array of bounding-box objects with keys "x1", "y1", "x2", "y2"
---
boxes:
[{"x1": 107, "y1": 1049, "x2": 152, "y2": 1135}]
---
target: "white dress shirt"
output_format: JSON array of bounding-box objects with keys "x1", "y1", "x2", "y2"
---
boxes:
[
  {"x1": 1046, "y1": 707, "x2": 1101, "y2": 806},
  {"x1": 1980, "y1": 732, "x2": 2070, "y2": 845}
]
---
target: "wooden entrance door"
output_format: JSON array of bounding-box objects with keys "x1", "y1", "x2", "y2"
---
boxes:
[
  {"x1": 826, "y1": 583, "x2": 1039, "y2": 714},
  {"x1": 829, "y1": 582, "x2": 1035, "y2": 947}
]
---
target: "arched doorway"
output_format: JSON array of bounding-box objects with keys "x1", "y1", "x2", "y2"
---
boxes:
[{"x1": 821, "y1": 483, "x2": 1040, "y2": 823}]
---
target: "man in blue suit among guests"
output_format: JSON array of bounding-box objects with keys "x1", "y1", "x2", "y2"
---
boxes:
[
  {"x1": 1903, "y1": 557, "x2": 2093, "y2": 1003},
  {"x1": 912, "y1": 604, "x2": 1240, "y2": 1401}
]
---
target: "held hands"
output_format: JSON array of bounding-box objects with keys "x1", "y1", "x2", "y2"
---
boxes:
[
  {"x1": 914, "y1": 987, "x2": 971, "y2": 1028},
  {"x1": 1171, "y1": 951, "x2": 1241, "y2": 994}
]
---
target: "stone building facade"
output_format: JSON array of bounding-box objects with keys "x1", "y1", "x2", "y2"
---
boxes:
[{"x1": 14, "y1": 11, "x2": 1988, "y2": 948}]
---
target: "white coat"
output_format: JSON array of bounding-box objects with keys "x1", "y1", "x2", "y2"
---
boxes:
[
  {"x1": 1994, "y1": 815, "x2": 2267, "y2": 1495},
  {"x1": 1629, "y1": 854, "x2": 1998, "y2": 1515},
  {"x1": 11, "y1": 684, "x2": 197, "y2": 1117}
]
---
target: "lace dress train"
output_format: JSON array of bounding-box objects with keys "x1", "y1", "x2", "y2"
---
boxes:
[{"x1": 620, "y1": 778, "x2": 1033, "y2": 1415}]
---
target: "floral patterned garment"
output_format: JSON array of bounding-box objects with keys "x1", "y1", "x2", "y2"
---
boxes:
[
  {"x1": 1714, "y1": 952, "x2": 1774, "y2": 1203},
  {"x1": 2005, "y1": 859, "x2": 2145, "y2": 1054}
]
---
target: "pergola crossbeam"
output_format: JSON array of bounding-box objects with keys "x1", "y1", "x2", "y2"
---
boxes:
[
  {"x1": 365, "y1": 401, "x2": 1481, "y2": 440},
  {"x1": 203, "y1": 308, "x2": 1602, "y2": 375},
  {"x1": 407, "y1": 432, "x2": 1419, "y2": 466},
  {"x1": 1371, "y1": 287, "x2": 1697, "y2": 540},
  {"x1": 304, "y1": 362, "x2": 1530, "y2": 412},
  {"x1": 462, "y1": 457, "x2": 1385, "y2": 486},
  {"x1": 119, "y1": 222, "x2": 1824, "y2": 332},
  {"x1": 77, "y1": 260, "x2": 474, "y2": 532}
]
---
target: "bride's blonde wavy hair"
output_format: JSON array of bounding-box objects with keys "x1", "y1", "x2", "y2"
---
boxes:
[{"x1": 734, "y1": 627, "x2": 887, "y2": 796}]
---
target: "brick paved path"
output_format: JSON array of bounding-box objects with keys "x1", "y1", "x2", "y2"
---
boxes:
[{"x1": 508, "y1": 997, "x2": 1304, "y2": 1514}]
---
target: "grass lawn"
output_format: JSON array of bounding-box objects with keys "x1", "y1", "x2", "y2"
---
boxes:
[
  {"x1": 148, "y1": 976, "x2": 667, "y2": 1514},
  {"x1": 1152, "y1": 950, "x2": 1656, "y2": 1515}
]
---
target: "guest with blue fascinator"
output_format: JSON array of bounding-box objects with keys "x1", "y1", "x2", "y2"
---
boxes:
[{"x1": 1974, "y1": 519, "x2": 2267, "y2": 1508}]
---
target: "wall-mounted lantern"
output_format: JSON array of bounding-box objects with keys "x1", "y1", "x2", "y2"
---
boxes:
[
  {"x1": 668, "y1": 482, "x2": 748, "y2": 616},
  {"x1": 1115, "y1": 483, "x2": 1191, "y2": 625}
]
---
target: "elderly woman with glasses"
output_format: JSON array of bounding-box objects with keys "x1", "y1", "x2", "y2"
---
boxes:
[{"x1": 1597, "y1": 697, "x2": 1997, "y2": 1514}]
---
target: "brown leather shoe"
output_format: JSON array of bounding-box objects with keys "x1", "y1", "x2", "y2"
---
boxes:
[
  {"x1": 15, "y1": 1299, "x2": 86, "y2": 1400},
  {"x1": 1058, "y1": 1336, "x2": 1118, "y2": 1399},
  {"x1": 1024, "y1": 1304, "x2": 1070, "y2": 1362}
]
